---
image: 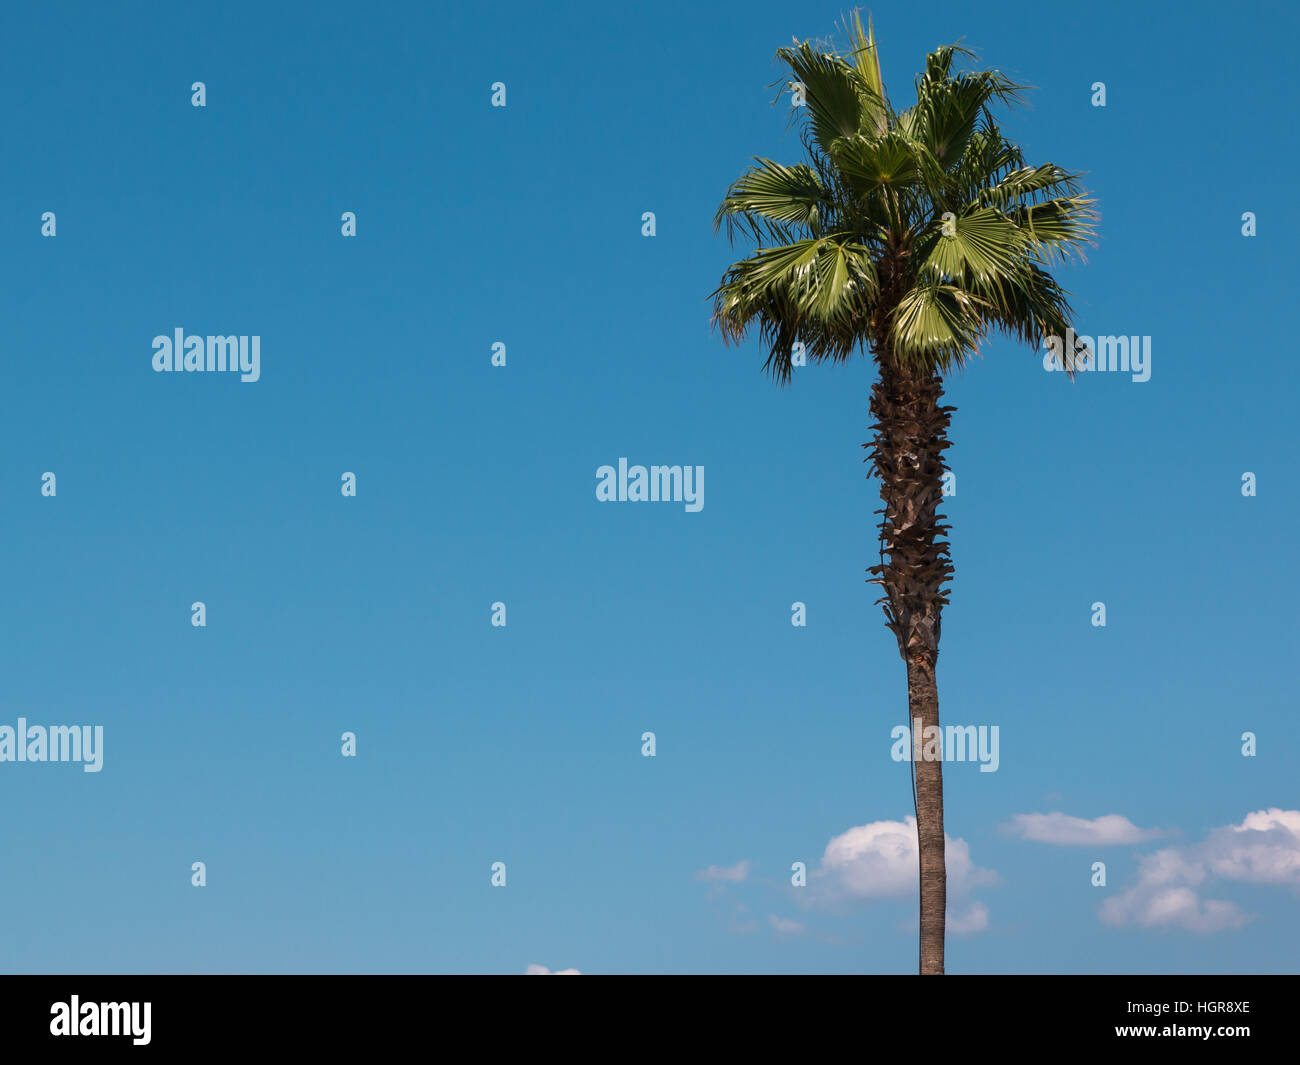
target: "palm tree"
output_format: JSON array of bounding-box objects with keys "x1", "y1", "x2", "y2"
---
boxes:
[{"x1": 711, "y1": 14, "x2": 1095, "y2": 974}]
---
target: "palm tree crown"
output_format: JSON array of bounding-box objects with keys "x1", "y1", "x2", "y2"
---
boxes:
[{"x1": 712, "y1": 13, "x2": 1096, "y2": 379}]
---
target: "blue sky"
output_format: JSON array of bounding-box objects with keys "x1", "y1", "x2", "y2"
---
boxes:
[{"x1": 0, "y1": 0, "x2": 1296, "y2": 974}]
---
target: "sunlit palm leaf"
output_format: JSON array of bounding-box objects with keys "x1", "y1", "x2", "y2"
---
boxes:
[
  {"x1": 715, "y1": 159, "x2": 828, "y2": 242},
  {"x1": 891, "y1": 279, "x2": 988, "y2": 370},
  {"x1": 922, "y1": 207, "x2": 1029, "y2": 282}
]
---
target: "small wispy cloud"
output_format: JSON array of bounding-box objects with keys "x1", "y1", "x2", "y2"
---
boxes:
[
  {"x1": 524, "y1": 964, "x2": 582, "y2": 975},
  {"x1": 1003, "y1": 811, "x2": 1166, "y2": 846},
  {"x1": 768, "y1": 914, "x2": 806, "y2": 935},
  {"x1": 695, "y1": 860, "x2": 751, "y2": 884}
]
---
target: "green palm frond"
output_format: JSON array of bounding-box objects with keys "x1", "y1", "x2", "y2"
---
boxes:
[
  {"x1": 715, "y1": 159, "x2": 829, "y2": 243},
  {"x1": 977, "y1": 262, "x2": 1076, "y2": 349},
  {"x1": 713, "y1": 233, "x2": 878, "y2": 382},
  {"x1": 832, "y1": 131, "x2": 922, "y2": 194},
  {"x1": 845, "y1": 10, "x2": 889, "y2": 136},
  {"x1": 977, "y1": 164, "x2": 1079, "y2": 208},
  {"x1": 920, "y1": 206, "x2": 1029, "y2": 282},
  {"x1": 891, "y1": 278, "x2": 989, "y2": 371},
  {"x1": 1009, "y1": 196, "x2": 1098, "y2": 264},
  {"x1": 773, "y1": 41, "x2": 868, "y2": 156}
]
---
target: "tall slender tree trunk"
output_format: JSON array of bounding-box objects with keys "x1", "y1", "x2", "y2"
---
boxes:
[
  {"x1": 867, "y1": 351, "x2": 955, "y2": 976},
  {"x1": 906, "y1": 655, "x2": 946, "y2": 974}
]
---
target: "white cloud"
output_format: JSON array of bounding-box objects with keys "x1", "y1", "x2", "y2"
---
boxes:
[
  {"x1": 524, "y1": 964, "x2": 582, "y2": 975},
  {"x1": 817, "y1": 817, "x2": 997, "y2": 899},
  {"x1": 1004, "y1": 811, "x2": 1165, "y2": 846},
  {"x1": 695, "y1": 860, "x2": 751, "y2": 884},
  {"x1": 1206, "y1": 808, "x2": 1300, "y2": 884},
  {"x1": 806, "y1": 816, "x2": 996, "y2": 934},
  {"x1": 1100, "y1": 808, "x2": 1300, "y2": 933}
]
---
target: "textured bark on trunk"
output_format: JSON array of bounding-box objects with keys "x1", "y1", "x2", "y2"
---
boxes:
[
  {"x1": 866, "y1": 351, "x2": 954, "y2": 976},
  {"x1": 907, "y1": 655, "x2": 946, "y2": 974}
]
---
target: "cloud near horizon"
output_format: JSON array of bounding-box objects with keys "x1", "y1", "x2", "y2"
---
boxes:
[{"x1": 1100, "y1": 808, "x2": 1300, "y2": 933}]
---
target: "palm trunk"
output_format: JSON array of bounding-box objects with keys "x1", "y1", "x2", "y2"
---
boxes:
[
  {"x1": 867, "y1": 351, "x2": 955, "y2": 975},
  {"x1": 907, "y1": 655, "x2": 946, "y2": 974}
]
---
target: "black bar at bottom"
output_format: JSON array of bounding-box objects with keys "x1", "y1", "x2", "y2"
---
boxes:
[{"x1": 0, "y1": 975, "x2": 1291, "y2": 1053}]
